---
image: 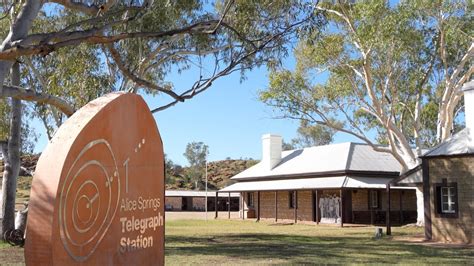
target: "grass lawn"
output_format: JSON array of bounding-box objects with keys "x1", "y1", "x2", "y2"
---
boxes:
[
  {"x1": 1, "y1": 219, "x2": 472, "y2": 264},
  {"x1": 165, "y1": 219, "x2": 473, "y2": 265}
]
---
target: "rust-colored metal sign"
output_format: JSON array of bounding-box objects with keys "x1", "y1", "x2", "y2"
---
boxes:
[{"x1": 25, "y1": 92, "x2": 164, "y2": 265}]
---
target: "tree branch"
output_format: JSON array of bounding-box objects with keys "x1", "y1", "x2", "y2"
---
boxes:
[
  {"x1": 0, "y1": 20, "x2": 223, "y2": 60},
  {"x1": 106, "y1": 44, "x2": 184, "y2": 100},
  {"x1": 1, "y1": 85, "x2": 74, "y2": 116},
  {"x1": 49, "y1": 0, "x2": 99, "y2": 15}
]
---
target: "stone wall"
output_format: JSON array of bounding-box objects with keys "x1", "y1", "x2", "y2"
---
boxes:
[
  {"x1": 428, "y1": 157, "x2": 473, "y2": 243},
  {"x1": 352, "y1": 189, "x2": 369, "y2": 211},
  {"x1": 192, "y1": 197, "x2": 206, "y2": 211},
  {"x1": 165, "y1": 197, "x2": 182, "y2": 211},
  {"x1": 351, "y1": 189, "x2": 417, "y2": 212},
  {"x1": 243, "y1": 191, "x2": 314, "y2": 222},
  {"x1": 242, "y1": 188, "x2": 417, "y2": 224}
]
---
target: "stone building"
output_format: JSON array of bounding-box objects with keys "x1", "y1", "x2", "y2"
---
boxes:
[
  {"x1": 219, "y1": 135, "x2": 417, "y2": 225},
  {"x1": 394, "y1": 82, "x2": 474, "y2": 244},
  {"x1": 165, "y1": 190, "x2": 240, "y2": 211}
]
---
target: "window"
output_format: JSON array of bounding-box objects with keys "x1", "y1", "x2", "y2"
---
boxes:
[
  {"x1": 247, "y1": 192, "x2": 254, "y2": 208},
  {"x1": 368, "y1": 190, "x2": 380, "y2": 209},
  {"x1": 441, "y1": 187, "x2": 456, "y2": 213},
  {"x1": 435, "y1": 182, "x2": 458, "y2": 218},
  {"x1": 289, "y1": 191, "x2": 297, "y2": 209}
]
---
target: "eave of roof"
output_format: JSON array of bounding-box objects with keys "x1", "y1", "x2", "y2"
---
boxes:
[
  {"x1": 391, "y1": 164, "x2": 423, "y2": 185},
  {"x1": 231, "y1": 169, "x2": 400, "y2": 182},
  {"x1": 220, "y1": 176, "x2": 413, "y2": 192},
  {"x1": 165, "y1": 190, "x2": 239, "y2": 197}
]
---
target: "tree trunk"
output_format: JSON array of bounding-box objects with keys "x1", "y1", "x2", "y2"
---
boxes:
[
  {"x1": 403, "y1": 159, "x2": 424, "y2": 226},
  {"x1": 0, "y1": 142, "x2": 10, "y2": 220},
  {"x1": 396, "y1": 167, "x2": 425, "y2": 226},
  {"x1": 0, "y1": 1, "x2": 43, "y2": 93},
  {"x1": 1, "y1": 62, "x2": 22, "y2": 240}
]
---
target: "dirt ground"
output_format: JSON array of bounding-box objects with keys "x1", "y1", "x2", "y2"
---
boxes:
[
  {"x1": 0, "y1": 244, "x2": 23, "y2": 266},
  {"x1": 392, "y1": 233, "x2": 473, "y2": 248}
]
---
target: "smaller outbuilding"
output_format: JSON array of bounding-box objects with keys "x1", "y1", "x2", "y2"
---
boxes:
[
  {"x1": 393, "y1": 81, "x2": 474, "y2": 244},
  {"x1": 165, "y1": 190, "x2": 240, "y2": 212}
]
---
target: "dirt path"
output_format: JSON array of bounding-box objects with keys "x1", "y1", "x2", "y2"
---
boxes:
[
  {"x1": 0, "y1": 245, "x2": 23, "y2": 265},
  {"x1": 392, "y1": 234, "x2": 473, "y2": 248}
]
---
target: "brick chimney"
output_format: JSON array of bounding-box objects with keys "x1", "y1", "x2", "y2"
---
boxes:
[
  {"x1": 261, "y1": 134, "x2": 282, "y2": 170},
  {"x1": 463, "y1": 80, "x2": 474, "y2": 139}
]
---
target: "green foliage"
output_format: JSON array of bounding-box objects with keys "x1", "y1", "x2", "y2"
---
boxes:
[
  {"x1": 261, "y1": 0, "x2": 472, "y2": 154},
  {"x1": 0, "y1": 99, "x2": 38, "y2": 154},
  {"x1": 165, "y1": 154, "x2": 184, "y2": 185},
  {"x1": 292, "y1": 120, "x2": 339, "y2": 148},
  {"x1": 282, "y1": 139, "x2": 295, "y2": 151},
  {"x1": 184, "y1": 141, "x2": 209, "y2": 167},
  {"x1": 0, "y1": 101, "x2": 9, "y2": 141},
  {"x1": 15, "y1": 0, "x2": 325, "y2": 138},
  {"x1": 183, "y1": 141, "x2": 209, "y2": 189}
]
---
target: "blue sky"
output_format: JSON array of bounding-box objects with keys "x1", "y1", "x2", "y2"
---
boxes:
[
  {"x1": 32, "y1": 53, "x2": 360, "y2": 166},
  {"x1": 141, "y1": 50, "x2": 363, "y2": 166},
  {"x1": 146, "y1": 64, "x2": 300, "y2": 166}
]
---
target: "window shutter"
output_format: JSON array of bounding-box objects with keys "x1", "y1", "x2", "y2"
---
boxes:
[
  {"x1": 453, "y1": 185, "x2": 458, "y2": 214},
  {"x1": 435, "y1": 186, "x2": 442, "y2": 214},
  {"x1": 288, "y1": 191, "x2": 293, "y2": 208}
]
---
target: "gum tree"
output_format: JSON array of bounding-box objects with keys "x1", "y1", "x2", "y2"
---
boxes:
[
  {"x1": 0, "y1": 1, "x2": 324, "y2": 238},
  {"x1": 261, "y1": 0, "x2": 472, "y2": 225},
  {"x1": 183, "y1": 141, "x2": 209, "y2": 189}
]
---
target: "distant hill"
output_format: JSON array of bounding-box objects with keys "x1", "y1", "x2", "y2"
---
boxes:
[
  {"x1": 0, "y1": 154, "x2": 39, "y2": 176},
  {"x1": 207, "y1": 159, "x2": 258, "y2": 188},
  {"x1": 165, "y1": 159, "x2": 258, "y2": 190},
  {"x1": 0, "y1": 155, "x2": 257, "y2": 192}
]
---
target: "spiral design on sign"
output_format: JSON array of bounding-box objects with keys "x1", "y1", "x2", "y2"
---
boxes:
[{"x1": 58, "y1": 139, "x2": 120, "y2": 262}]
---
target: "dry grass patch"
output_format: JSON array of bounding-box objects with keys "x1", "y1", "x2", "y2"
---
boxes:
[
  {"x1": 165, "y1": 219, "x2": 473, "y2": 265},
  {"x1": 1, "y1": 219, "x2": 472, "y2": 265}
]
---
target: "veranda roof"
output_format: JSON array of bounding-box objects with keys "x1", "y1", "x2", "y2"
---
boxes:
[{"x1": 219, "y1": 176, "x2": 412, "y2": 192}]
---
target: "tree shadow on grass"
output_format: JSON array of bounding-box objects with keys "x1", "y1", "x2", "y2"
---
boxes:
[{"x1": 165, "y1": 233, "x2": 474, "y2": 264}]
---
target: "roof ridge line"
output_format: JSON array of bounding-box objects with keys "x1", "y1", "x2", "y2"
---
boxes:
[{"x1": 344, "y1": 142, "x2": 354, "y2": 171}]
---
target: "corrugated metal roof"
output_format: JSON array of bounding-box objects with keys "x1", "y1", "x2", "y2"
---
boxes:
[
  {"x1": 165, "y1": 190, "x2": 239, "y2": 197},
  {"x1": 342, "y1": 176, "x2": 392, "y2": 188},
  {"x1": 231, "y1": 142, "x2": 401, "y2": 181},
  {"x1": 347, "y1": 144, "x2": 401, "y2": 171},
  {"x1": 220, "y1": 176, "x2": 410, "y2": 192},
  {"x1": 423, "y1": 128, "x2": 474, "y2": 157},
  {"x1": 394, "y1": 128, "x2": 473, "y2": 185},
  {"x1": 394, "y1": 164, "x2": 423, "y2": 184}
]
